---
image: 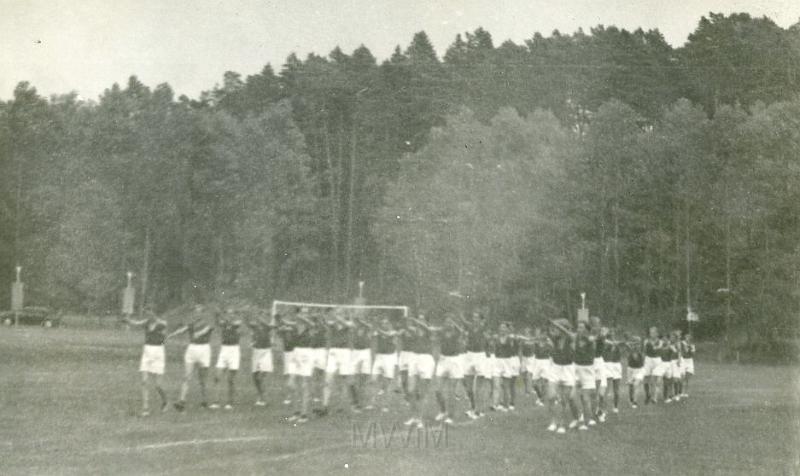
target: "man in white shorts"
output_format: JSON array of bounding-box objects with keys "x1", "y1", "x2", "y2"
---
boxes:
[
  {"x1": 402, "y1": 314, "x2": 435, "y2": 429},
  {"x1": 461, "y1": 312, "x2": 489, "y2": 418},
  {"x1": 643, "y1": 326, "x2": 663, "y2": 404},
  {"x1": 169, "y1": 305, "x2": 214, "y2": 412},
  {"x1": 370, "y1": 317, "x2": 399, "y2": 412},
  {"x1": 626, "y1": 336, "x2": 645, "y2": 408},
  {"x1": 432, "y1": 317, "x2": 465, "y2": 424},
  {"x1": 319, "y1": 309, "x2": 356, "y2": 416},
  {"x1": 573, "y1": 321, "x2": 597, "y2": 429},
  {"x1": 123, "y1": 311, "x2": 169, "y2": 417},
  {"x1": 210, "y1": 307, "x2": 242, "y2": 410},
  {"x1": 592, "y1": 322, "x2": 609, "y2": 421},
  {"x1": 549, "y1": 319, "x2": 580, "y2": 433},
  {"x1": 280, "y1": 310, "x2": 312, "y2": 423},
  {"x1": 247, "y1": 312, "x2": 275, "y2": 406}
]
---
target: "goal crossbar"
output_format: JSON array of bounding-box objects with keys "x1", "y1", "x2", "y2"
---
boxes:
[{"x1": 271, "y1": 300, "x2": 409, "y2": 317}]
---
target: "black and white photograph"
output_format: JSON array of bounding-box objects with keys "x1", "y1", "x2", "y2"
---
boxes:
[{"x1": 1, "y1": 1, "x2": 799, "y2": 474}]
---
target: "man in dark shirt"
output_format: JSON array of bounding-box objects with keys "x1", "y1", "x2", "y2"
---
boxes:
[
  {"x1": 247, "y1": 310, "x2": 275, "y2": 406},
  {"x1": 168, "y1": 304, "x2": 214, "y2": 412},
  {"x1": 602, "y1": 327, "x2": 623, "y2": 414},
  {"x1": 432, "y1": 316, "x2": 465, "y2": 425},
  {"x1": 122, "y1": 310, "x2": 169, "y2": 417},
  {"x1": 370, "y1": 316, "x2": 399, "y2": 412},
  {"x1": 280, "y1": 309, "x2": 312, "y2": 423},
  {"x1": 549, "y1": 319, "x2": 580, "y2": 434},
  {"x1": 626, "y1": 336, "x2": 645, "y2": 408},
  {"x1": 460, "y1": 311, "x2": 489, "y2": 419},
  {"x1": 402, "y1": 313, "x2": 435, "y2": 429},
  {"x1": 210, "y1": 307, "x2": 243, "y2": 410}
]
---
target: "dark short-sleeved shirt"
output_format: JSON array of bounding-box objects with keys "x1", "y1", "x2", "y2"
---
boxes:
[
  {"x1": 404, "y1": 326, "x2": 431, "y2": 354},
  {"x1": 574, "y1": 335, "x2": 595, "y2": 366},
  {"x1": 308, "y1": 324, "x2": 327, "y2": 349},
  {"x1": 494, "y1": 336, "x2": 517, "y2": 359},
  {"x1": 603, "y1": 342, "x2": 621, "y2": 363},
  {"x1": 644, "y1": 339, "x2": 659, "y2": 358},
  {"x1": 661, "y1": 344, "x2": 675, "y2": 362},
  {"x1": 220, "y1": 321, "x2": 241, "y2": 346},
  {"x1": 189, "y1": 322, "x2": 213, "y2": 344},
  {"x1": 534, "y1": 340, "x2": 553, "y2": 359},
  {"x1": 144, "y1": 320, "x2": 167, "y2": 346},
  {"x1": 595, "y1": 336, "x2": 606, "y2": 358},
  {"x1": 466, "y1": 324, "x2": 486, "y2": 352},
  {"x1": 251, "y1": 323, "x2": 272, "y2": 349},
  {"x1": 552, "y1": 335, "x2": 574, "y2": 365},
  {"x1": 521, "y1": 341, "x2": 534, "y2": 358},
  {"x1": 353, "y1": 326, "x2": 371, "y2": 350},
  {"x1": 439, "y1": 329, "x2": 461, "y2": 357},
  {"x1": 375, "y1": 331, "x2": 395, "y2": 354},
  {"x1": 329, "y1": 325, "x2": 351, "y2": 348},
  {"x1": 628, "y1": 351, "x2": 644, "y2": 369}
]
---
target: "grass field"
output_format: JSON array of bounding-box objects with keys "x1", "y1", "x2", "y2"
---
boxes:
[{"x1": 1, "y1": 327, "x2": 798, "y2": 475}]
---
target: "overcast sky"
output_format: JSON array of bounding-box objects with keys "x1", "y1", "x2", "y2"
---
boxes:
[{"x1": 2, "y1": 0, "x2": 798, "y2": 101}]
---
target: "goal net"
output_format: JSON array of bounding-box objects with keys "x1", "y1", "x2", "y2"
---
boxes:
[{"x1": 271, "y1": 300, "x2": 409, "y2": 324}]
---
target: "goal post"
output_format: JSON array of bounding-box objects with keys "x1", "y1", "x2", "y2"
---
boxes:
[{"x1": 271, "y1": 300, "x2": 409, "y2": 319}]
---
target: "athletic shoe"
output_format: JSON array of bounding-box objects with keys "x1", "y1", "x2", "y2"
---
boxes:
[
  {"x1": 377, "y1": 389, "x2": 385, "y2": 396},
  {"x1": 556, "y1": 426, "x2": 566, "y2": 434},
  {"x1": 381, "y1": 407, "x2": 389, "y2": 413},
  {"x1": 283, "y1": 398, "x2": 292, "y2": 405},
  {"x1": 536, "y1": 400, "x2": 545, "y2": 407},
  {"x1": 415, "y1": 421, "x2": 425, "y2": 430},
  {"x1": 255, "y1": 400, "x2": 267, "y2": 407},
  {"x1": 209, "y1": 403, "x2": 220, "y2": 410},
  {"x1": 588, "y1": 419, "x2": 597, "y2": 426},
  {"x1": 497, "y1": 405, "x2": 508, "y2": 413},
  {"x1": 224, "y1": 404, "x2": 233, "y2": 410},
  {"x1": 631, "y1": 403, "x2": 638, "y2": 409},
  {"x1": 547, "y1": 422, "x2": 558, "y2": 432},
  {"x1": 403, "y1": 417, "x2": 418, "y2": 426},
  {"x1": 141, "y1": 410, "x2": 150, "y2": 417},
  {"x1": 312, "y1": 397, "x2": 321, "y2": 403},
  {"x1": 578, "y1": 424, "x2": 589, "y2": 431},
  {"x1": 351, "y1": 406, "x2": 362, "y2": 414},
  {"x1": 296, "y1": 414, "x2": 309, "y2": 424},
  {"x1": 568, "y1": 420, "x2": 579, "y2": 429},
  {"x1": 508, "y1": 405, "x2": 516, "y2": 411},
  {"x1": 435, "y1": 412, "x2": 447, "y2": 422},
  {"x1": 612, "y1": 407, "x2": 619, "y2": 414},
  {"x1": 665, "y1": 398, "x2": 673, "y2": 404},
  {"x1": 173, "y1": 401, "x2": 185, "y2": 412},
  {"x1": 443, "y1": 417, "x2": 454, "y2": 425},
  {"x1": 597, "y1": 413, "x2": 606, "y2": 423},
  {"x1": 674, "y1": 395, "x2": 681, "y2": 402},
  {"x1": 465, "y1": 410, "x2": 477, "y2": 420},
  {"x1": 364, "y1": 405, "x2": 375, "y2": 411},
  {"x1": 287, "y1": 413, "x2": 300, "y2": 422}
]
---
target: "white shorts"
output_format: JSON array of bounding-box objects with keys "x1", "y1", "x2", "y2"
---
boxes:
[
  {"x1": 478, "y1": 354, "x2": 494, "y2": 379},
  {"x1": 436, "y1": 355, "x2": 464, "y2": 379},
  {"x1": 495, "y1": 357, "x2": 520, "y2": 378},
  {"x1": 575, "y1": 364, "x2": 596, "y2": 390},
  {"x1": 326, "y1": 348, "x2": 353, "y2": 376},
  {"x1": 309, "y1": 348, "x2": 328, "y2": 371},
  {"x1": 409, "y1": 353, "x2": 435, "y2": 380},
  {"x1": 552, "y1": 363, "x2": 575, "y2": 386},
  {"x1": 372, "y1": 353, "x2": 397, "y2": 379},
  {"x1": 287, "y1": 347, "x2": 314, "y2": 377},
  {"x1": 593, "y1": 357, "x2": 607, "y2": 386},
  {"x1": 532, "y1": 358, "x2": 554, "y2": 381},
  {"x1": 351, "y1": 348, "x2": 372, "y2": 375},
  {"x1": 683, "y1": 358, "x2": 695, "y2": 375},
  {"x1": 462, "y1": 351, "x2": 485, "y2": 376},
  {"x1": 252, "y1": 348, "x2": 273, "y2": 373},
  {"x1": 521, "y1": 356, "x2": 537, "y2": 374},
  {"x1": 216, "y1": 345, "x2": 241, "y2": 371},
  {"x1": 140, "y1": 345, "x2": 165, "y2": 375},
  {"x1": 664, "y1": 361, "x2": 679, "y2": 379},
  {"x1": 644, "y1": 356, "x2": 661, "y2": 376},
  {"x1": 184, "y1": 343, "x2": 211, "y2": 368},
  {"x1": 652, "y1": 360, "x2": 668, "y2": 378},
  {"x1": 398, "y1": 351, "x2": 415, "y2": 371},
  {"x1": 605, "y1": 361, "x2": 623, "y2": 380},
  {"x1": 627, "y1": 367, "x2": 645, "y2": 384}
]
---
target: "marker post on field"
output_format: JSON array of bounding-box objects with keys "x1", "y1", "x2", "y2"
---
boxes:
[
  {"x1": 577, "y1": 292, "x2": 589, "y2": 325},
  {"x1": 122, "y1": 272, "x2": 135, "y2": 326},
  {"x1": 11, "y1": 266, "x2": 24, "y2": 326}
]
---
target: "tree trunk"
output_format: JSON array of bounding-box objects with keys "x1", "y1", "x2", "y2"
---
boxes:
[{"x1": 344, "y1": 121, "x2": 357, "y2": 298}]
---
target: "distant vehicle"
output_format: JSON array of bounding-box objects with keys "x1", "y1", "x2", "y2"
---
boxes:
[{"x1": 1, "y1": 307, "x2": 60, "y2": 327}]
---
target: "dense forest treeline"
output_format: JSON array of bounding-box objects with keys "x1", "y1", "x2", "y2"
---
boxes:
[{"x1": 1, "y1": 13, "x2": 798, "y2": 344}]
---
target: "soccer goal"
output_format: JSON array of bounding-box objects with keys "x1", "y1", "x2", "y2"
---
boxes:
[{"x1": 271, "y1": 300, "x2": 409, "y2": 322}]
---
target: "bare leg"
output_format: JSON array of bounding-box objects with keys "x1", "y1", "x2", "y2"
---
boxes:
[
  {"x1": 227, "y1": 370, "x2": 236, "y2": 405},
  {"x1": 140, "y1": 372, "x2": 150, "y2": 413},
  {"x1": 197, "y1": 367, "x2": 208, "y2": 405}
]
